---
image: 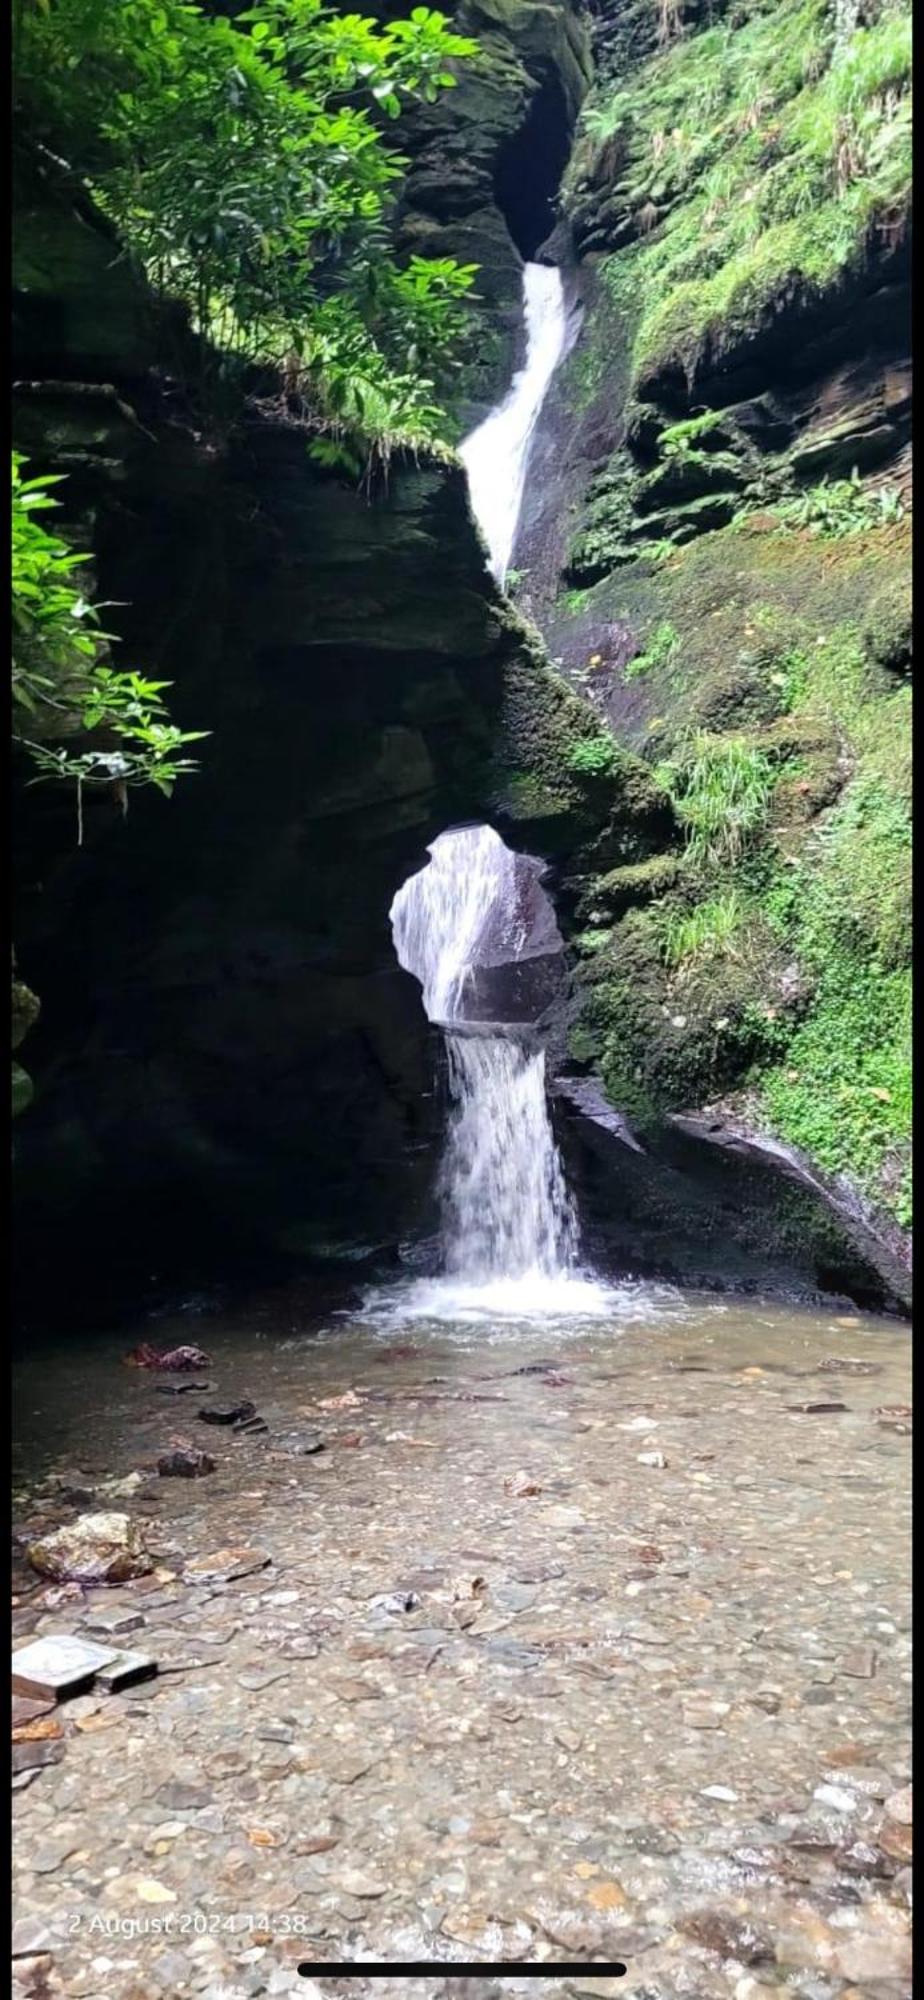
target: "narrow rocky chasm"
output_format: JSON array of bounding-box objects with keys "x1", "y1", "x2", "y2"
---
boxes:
[{"x1": 10, "y1": 1, "x2": 913, "y2": 1996}]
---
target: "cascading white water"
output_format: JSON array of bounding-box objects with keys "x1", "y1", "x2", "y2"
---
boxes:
[
  {"x1": 389, "y1": 824, "x2": 522, "y2": 1025},
  {"x1": 390, "y1": 825, "x2": 605, "y2": 1310},
  {"x1": 440, "y1": 1031, "x2": 579, "y2": 1281},
  {"x1": 459, "y1": 262, "x2": 574, "y2": 588}
]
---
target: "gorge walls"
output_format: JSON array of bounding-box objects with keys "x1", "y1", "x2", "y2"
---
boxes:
[{"x1": 12, "y1": 0, "x2": 912, "y2": 1318}]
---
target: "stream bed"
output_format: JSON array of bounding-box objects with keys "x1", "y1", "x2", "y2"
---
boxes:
[{"x1": 11, "y1": 1281, "x2": 912, "y2": 2000}]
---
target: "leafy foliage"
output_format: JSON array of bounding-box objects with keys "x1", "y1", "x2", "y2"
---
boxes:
[
  {"x1": 773, "y1": 468, "x2": 905, "y2": 536},
  {"x1": 568, "y1": 735, "x2": 621, "y2": 776},
  {"x1": 14, "y1": 0, "x2": 479, "y2": 471},
  {"x1": 12, "y1": 454, "x2": 206, "y2": 838}
]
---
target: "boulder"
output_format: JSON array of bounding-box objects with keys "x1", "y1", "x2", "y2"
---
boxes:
[{"x1": 27, "y1": 1512, "x2": 153, "y2": 1585}]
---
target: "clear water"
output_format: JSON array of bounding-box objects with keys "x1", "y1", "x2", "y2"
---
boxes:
[
  {"x1": 11, "y1": 1284, "x2": 912, "y2": 1998},
  {"x1": 459, "y1": 262, "x2": 574, "y2": 588}
]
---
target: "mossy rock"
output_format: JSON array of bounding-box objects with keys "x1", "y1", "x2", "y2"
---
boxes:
[
  {"x1": 12, "y1": 1062, "x2": 34, "y2": 1120},
  {"x1": 687, "y1": 662, "x2": 783, "y2": 736},
  {"x1": 584, "y1": 852, "x2": 681, "y2": 918},
  {"x1": 495, "y1": 632, "x2": 675, "y2": 857},
  {"x1": 862, "y1": 576, "x2": 912, "y2": 677},
  {"x1": 12, "y1": 977, "x2": 41, "y2": 1052},
  {"x1": 634, "y1": 451, "x2": 747, "y2": 515},
  {"x1": 627, "y1": 490, "x2": 739, "y2": 545}
]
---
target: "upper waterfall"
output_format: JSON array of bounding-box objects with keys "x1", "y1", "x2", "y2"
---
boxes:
[
  {"x1": 459, "y1": 263, "x2": 574, "y2": 589},
  {"x1": 389, "y1": 825, "x2": 521, "y2": 1026}
]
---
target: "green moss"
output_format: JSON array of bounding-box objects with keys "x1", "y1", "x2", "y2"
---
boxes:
[
  {"x1": 558, "y1": 514, "x2": 910, "y2": 1223},
  {"x1": 576, "y1": 899, "x2": 787, "y2": 1126},
  {"x1": 861, "y1": 574, "x2": 912, "y2": 674},
  {"x1": 568, "y1": 0, "x2": 910, "y2": 391},
  {"x1": 625, "y1": 619, "x2": 678, "y2": 678},
  {"x1": 586, "y1": 851, "x2": 681, "y2": 916},
  {"x1": 760, "y1": 959, "x2": 911, "y2": 1226}
]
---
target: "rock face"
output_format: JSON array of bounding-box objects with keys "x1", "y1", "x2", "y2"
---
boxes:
[
  {"x1": 394, "y1": 0, "x2": 593, "y2": 410},
  {"x1": 27, "y1": 1512, "x2": 153, "y2": 1585},
  {"x1": 505, "y1": 0, "x2": 912, "y2": 1297}
]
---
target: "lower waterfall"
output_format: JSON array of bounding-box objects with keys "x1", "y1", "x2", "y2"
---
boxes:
[
  {"x1": 440, "y1": 1030, "x2": 579, "y2": 1282},
  {"x1": 387, "y1": 268, "x2": 610, "y2": 1316}
]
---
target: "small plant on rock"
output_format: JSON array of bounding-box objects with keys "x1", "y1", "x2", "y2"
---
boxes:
[
  {"x1": 776, "y1": 468, "x2": 905, "y2": 536},
  {"x1": 655, "y1": 731, "x2": 775, "y2": 868},
  {"x1": 660, "y1": 889, "x2": 747, "y2": 966},
  {"x1": 625, "y1": 619, "x2": 679, "y2": 678},
  {"x1": 568, "y1": 735, "x2": 620, "y2": 777}
]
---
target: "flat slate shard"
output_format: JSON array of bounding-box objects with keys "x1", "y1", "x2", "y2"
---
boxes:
[
  {"x1": 183, "y1": 1547, "x2": 271, "y2": 1584},
  {"x1": 94, "y1": 1648, "x2": 158, "y2": 1691},
  {"x1": 12, "y1": 1634, "x2": 120, "y2": 1703},
  {"x1": 84, "y1": 1607, "x2": 146, "y2": 1639}
]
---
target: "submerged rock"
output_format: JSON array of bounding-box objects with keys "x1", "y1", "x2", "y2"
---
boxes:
[
  {"x1": 125, "y1": 1343, "x2": 212, "y2": 1371},
  {"x1": 157, "y1": 1448, "x2": 216, "y2": 1478},
  {"x1": 27, "y1": 1510, "x2": 153, "y2": 1584}
]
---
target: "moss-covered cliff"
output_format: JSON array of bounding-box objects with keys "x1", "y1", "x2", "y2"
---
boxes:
[{"x1": 511, "y1": 0, "x2": 911, "y2": 1285}]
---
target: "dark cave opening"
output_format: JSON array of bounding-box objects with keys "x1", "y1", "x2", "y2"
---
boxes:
[{"x1": 493, "y1": 73, "x2": 574, "y2": 261}]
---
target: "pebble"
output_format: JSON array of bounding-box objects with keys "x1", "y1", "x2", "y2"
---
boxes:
[
  {"x1": 682, "y1": 1697, "x2": 731, "y2": 1729},
  {"x1": 12, "y1": 1916, "x2": 53, "y2": 1958},
  {"x1": 813, "y1": 1783, "x2": 857, "y2": 1812},
  {"x1": 837, "y1": 1645, "x2": 877, "y2": 1677}
]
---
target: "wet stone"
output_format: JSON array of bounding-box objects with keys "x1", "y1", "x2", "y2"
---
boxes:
[
  {"x1": 157, "y1": 1449, "x2": 216, "y2": 1479},
  {"x1": 183, "y1": 1548, "x2": 271, "y2": 1583},
  {"x1": 198, "y1": 1402, "x2": 256, "y2": 1427},
  {"x1": 12, "y1": 1917, "x2": 54, "y2": 1958},
  {"x1": 681, "y1": 1908, "x2": 775, "y2": 1963},
  {"x1": 837, "y1": 1647, "x2": 877, "y2": 1678}
]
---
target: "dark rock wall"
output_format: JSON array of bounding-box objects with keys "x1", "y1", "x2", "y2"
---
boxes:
[
  {"x1": 12, "y1": 117, "x2": 658, "y2": 1320},
  {"x1": 394, "y1": 0, "x2": 592, "y2": 413}
]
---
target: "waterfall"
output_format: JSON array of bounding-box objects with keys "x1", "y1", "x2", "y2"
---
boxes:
[
  {"x1": 389, "y1": 824, "x2": 522, "y2": 1026},
  {"x1": 460, "y1": 263, "x2": 574, "y2": 589},
  {"x1": 390, "y1": 825, "x2": 594, "y2": 1305},
  {"x1": 440, "y1": 1031, "x2": 578, "y2": 1281}
]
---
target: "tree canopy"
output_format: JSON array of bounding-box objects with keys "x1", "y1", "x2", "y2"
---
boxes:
[{"x1": 14, "y1": 0, "x2": 481, "y2": 469}]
